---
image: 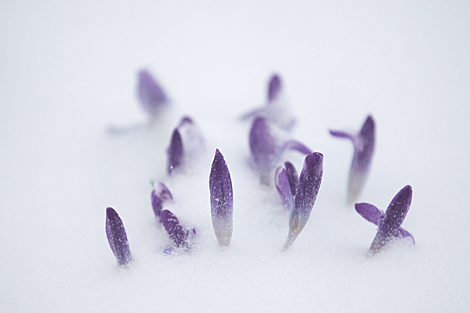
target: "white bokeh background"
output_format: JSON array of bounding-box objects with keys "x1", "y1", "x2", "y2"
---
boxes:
[{"x1": 1, "y1": 1, "x2": 469, "y2": 312}]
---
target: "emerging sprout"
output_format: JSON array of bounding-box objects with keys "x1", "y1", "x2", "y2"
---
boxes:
[
  {"x1": 356, "y1": 185, "x2": 414, "y2": 255},
  {"x1": 330, "y1": 115, "x2": 375, "y2": 203},
  {"x1": 209, "y1": 149, "x2": 234, "y2": 246},
  {"x1": 281, "y1": 153, "x2": 324, "y2": 251},
  {"x1": 105, "y1": 207, "x2": 132, "y2": 265}
]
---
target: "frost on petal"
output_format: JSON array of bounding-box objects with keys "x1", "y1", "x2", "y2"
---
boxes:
[
  {"x1": 209, "y1": 149, "x2": 233, "y2": 246},
  {"x1": 106, "y1": 207, "x2": 132, "y2": 265},
  {"x1": 329, "y1": 115, "x2": 375, "y2": 203},
  {"x1": 275, "y1": 166, "x2": 294, "y2": 210},
  {"x1": 268, "y1": 74, "x2": 282, "y2": 103},
  {"x1": 167, "y1": 128, "x2": 184, "y2": 175},
  {"x1": 151, "y1": 183, "x2": 173, "y2": 220},
  {"x1": 355, "y1": 203, "x2": 382, "y2": 226},
  {"x1": 137, "y1": 69, "x2": 168, "y2": 116},
  {"x1": 161, "y1": 210, "x2": 189, "y2": 248},
  {"x1": 284, "y1": 161, "x2": 299, "y2": 196},
  {"x1": 369, "y1": 185, "x2": 413, "y2": 255},
  {"x1": 249, "y1": 117, "x2": 278, "y2": 184},
  {"x1": 283, "y1": 152, "x2": 323, "y2": 251}
]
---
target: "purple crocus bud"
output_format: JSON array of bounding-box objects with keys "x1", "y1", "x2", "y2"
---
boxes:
[
  {"x1": 284, "y1": 161, "x2": 299, "y2": 196},
  {"x1": 249, "y1": 117, "x2": 278, "y2": 184},
  {"x1": 209, "y1": 149, "x2": 233, "y2": 246},
  {"x1": 160, "y1": 210, "x2": 189, "y2": 248},
  {"x1": 330, "y1": 115, "x2": 375, "y2": 203},
  {"x1": 137, "y1": 69, "x2": 168, "y2": 116},
  {"x1": 283, "y1": 152, "x2": 323, "y2": 251},
  {"x1": 166, "y1": 116, "x2": 204, "y2": 175},
  {"x1": 167, "y1": 128, "x2": 183, "y2": 175},
  {"x1": 249, "y1": 117, "x2": 311, "y2": 184},
  {"x1": 241, "y1": 74, "x2": 296, "y2": 131},
  {"x1": 275, "y1": 166, "x2": 294, "y2": 210},
  {"x1": 105, "y1": 207, "x2": 132, "y2": 265},
  {"x1": 367, "y1": 185, "x2": 413, "y2": 255},
  {"x1": 151, "y1": 182, "x2": 173, "y2": 221},
  {"x1": 268, "y1": 74, "x2": 282, "y2": 103}
]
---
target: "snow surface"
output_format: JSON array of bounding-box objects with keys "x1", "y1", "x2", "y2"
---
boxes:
[{"x1": 1, "y1": 1, "x2": 470, "y2": 312}]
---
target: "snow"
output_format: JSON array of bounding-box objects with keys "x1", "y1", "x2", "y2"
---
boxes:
[{"x1": 1, "y1": 0, "x2": 470, "y2": 312}]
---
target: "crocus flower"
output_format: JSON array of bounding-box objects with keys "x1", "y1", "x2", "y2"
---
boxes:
[
  {"x1": 356, "y1": 185, "x2": 414, "y2": 255},
  {"x1": 281, "y1": 153, "x2": 323, "y2": 251},
  {"x1": 137, "y1": 69, "x2": 169, "y2": 116},
  {"x1": 241, "y1": 74, "x2": 296, "y2": 131},
  {"x1": 329, "y1": 115, "x2": 375, "y2": 203},
  {"x1": 151, "y1": 182, "x2": 173, "y2": 221},
  {"x1": 160, "y1": 209, "x2": 196, "y2": 252},
  {"x1": 105, "y1": 207, "x2": 132, "y2": 265},
  {"x1": 167, "y1": 116, "x2": 204, "y2": 175},
  {"x1": 250, "y1": 116, "x2": 311, "y2": 184},
  {"x1": 209, "y1": 149, "x2": 233, "y2": 246}
]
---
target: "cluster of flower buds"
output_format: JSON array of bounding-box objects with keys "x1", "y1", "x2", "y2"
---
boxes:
[{"x1": 105, "y1": 71, "x2": 415, "y2": 264}]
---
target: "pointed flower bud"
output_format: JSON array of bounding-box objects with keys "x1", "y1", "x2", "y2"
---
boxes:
[
  {"x1": 160, "y1": 210, "x2": 195, "y2": 250},
  {"x1": 167, "y1": 129, "x2": 183, "y2": 174},
  {"x1": 151, "y1": 182, "x2": 173, "y2": 221},
  {"x1": 282, "y1": 153, "x2": 323, "y2": 251},
  {"x1": 137, "y1": 69, "x2": 168, "y2": 116},
  {"x1": 249, "y1": 117, "x2": 311, "y2": 184},
  {"x1": 268, "y1": 74, "x2": 282, "y2": 103},
  {"x1": 241, "y1": 74, "x2": 296, "y2": 131},
  {"x1": 330, "y1": 115, "x2": 375, "y2": 203},
  {"x1": 167, "y1": 116, "x2": 204, "y2": 175},
  {"x1": 105, "y1": 207, "x2": 132, "y2": 265},
  {"x1": 209, "y1": 149, "x2": 233, "y2": 246},
  {"x1": 357, "y1": 185, "x2": 414, "y2": 255}
]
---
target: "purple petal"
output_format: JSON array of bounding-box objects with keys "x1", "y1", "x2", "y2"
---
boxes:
[
  {"x1": 398, "y1": 229, "x2": 416, "y2": 244},
  {"x1": 284, "y1": 161, "x2": 299, "y2": 196},
  {"x1": 268, "y1": 74, "x2": 282, "y2": 103},
  {"x1": 283, "y1": 152, "x2": 323, "y2": 250},
  {"x1": 249, "y1": 117, "x2": 278, "y2": 184},
  {"x1": 369, "y1": 185, "x2": 413, "y2": 254},
  {"x1": 275, "y1": 166, "x2": 294, "y2": 210},
  {"x1": 137, "y1": 69, "x2": 168, "y2": 115},
  {"x1": 160, "y1": 210, "x2": 188, "y2": 248},
  {"x1": 209, "y1": 149, "x2": 234, "y2": 246},
  {"x1": 330, "y1": 115, "x2": 375, "y2": 203},
  {"x1": 167, "y1": 128, "x2": 184, "y2": 175},
  {"x1": 106, "y1": 207, "x2": 132, "y2": 265},
  {"x1": 355, "y1": 203, "x2": 382, "y2": 226},
  {"x1": 280, "y1": 140, "x2": 313, "y2": 156},
  {"x1": 151, "y1": 183, "x2": 173, "y2": 220}
]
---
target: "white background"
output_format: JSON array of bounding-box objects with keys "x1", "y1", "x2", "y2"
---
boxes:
[{"x1": 1, "y1": 1, "x2": 469, "y2": 312}]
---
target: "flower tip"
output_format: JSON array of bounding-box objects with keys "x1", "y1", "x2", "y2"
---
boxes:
[{"x1": 268, "y1": 74, "x2": 282, "y2": 103}]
